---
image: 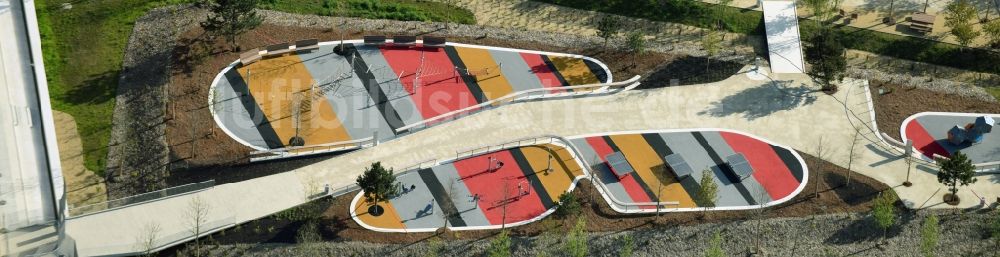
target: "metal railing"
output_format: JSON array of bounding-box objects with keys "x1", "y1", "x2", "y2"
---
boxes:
[
  {"x1": 68, "y1": 180, "x2": 215, "y2": 217},
  {"x1": 395, "y1": 76, "x2": 642, "y2": 133},
  {"x1": 249, "y1": 136, "x2": 376, "y2": 162}
]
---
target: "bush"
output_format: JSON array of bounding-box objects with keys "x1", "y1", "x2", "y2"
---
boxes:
[{"x1": 554, "y1": 192, "x2": 582, "y2": 219}]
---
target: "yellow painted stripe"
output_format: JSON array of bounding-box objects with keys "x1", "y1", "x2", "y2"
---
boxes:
[
  {"x1": 454, "y1": 47, "x2": 515, "y2": 100},
  {"x1": 353, "y1": 197, "x2": 406, "y2": 230},
  {"x1": 549, "y1": 57, "x2": 600, "y2": 86},
  {"x1": 609, "y1": 134, "x2": 696, "y2": 207},
  {"x1": 238, "y1": 54, "x2": 352, "y2": 147},
  {"x1": 518, "y1": 144, "x2": 584, "y2": 201}
]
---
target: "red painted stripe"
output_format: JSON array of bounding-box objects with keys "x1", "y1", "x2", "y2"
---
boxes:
[
  {"x1": 451, "y1": 150, "x2": 547, "y2": 225},
  {"x1": 380, "y1": 47, "x2": 479, "y2": 119},
  {"x1": 583, "y1": 137, "x2": 656, "y2": 209},
  {"x1": 520, "y1": 53, "x2": 565, "y2": 93},
  {"x1": 904, "y1": 120, "x2": 951, "y2": 158},
  {"x1": 719, "y1": 132, "x2": 799, "y2": 200}
]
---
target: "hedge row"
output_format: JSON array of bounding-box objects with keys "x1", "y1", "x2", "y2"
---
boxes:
[{"x1": 538, "y1": 0, "x2": 1000, "y2": 74}]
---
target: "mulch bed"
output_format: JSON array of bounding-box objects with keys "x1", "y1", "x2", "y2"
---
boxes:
[
  {"x1": 870, "y1": 81, "x2": 1000, "y2": 142},
  {"x1": 192, "y1": 151, "x2": 891, "y2": 246},
  {"x1": 164, "y1": 24, "x2": 733, "y2": 187}
]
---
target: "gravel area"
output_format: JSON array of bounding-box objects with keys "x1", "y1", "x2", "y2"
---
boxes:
[
  {"x1": 201, "y1": 210, "x2": 997, "y2": 257},
  {"x1": 849, "y1": 67, "x2": 996, "y2": 102}
]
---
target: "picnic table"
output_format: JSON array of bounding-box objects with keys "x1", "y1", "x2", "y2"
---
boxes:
[{"x1": 910, "y1": 13, "x2": 936, "y2": 33}]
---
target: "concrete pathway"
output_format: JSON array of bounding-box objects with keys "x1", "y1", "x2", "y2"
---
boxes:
[{"x1": 65, "y1": 66, "x2": 1000, "y2": 256}]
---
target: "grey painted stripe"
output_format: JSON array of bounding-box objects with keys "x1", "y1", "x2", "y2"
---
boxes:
[
  {"x1": 388, "y1": 172, "x2": 445, "y2": 229},
  {"x1": 296, "y1": 45, "x2": 396, "y2": 141},
  {"x1": 659, "y1": 132, "x2": 750, "y2": 207},
  {"x1": 700, "y1": 132, "x2": 773, "y2": 204},
  {"x1": 417, "y1": 168, "x2": 467, "y2": 227},
  {"x1": 354, "y1": 44, "x2": 425, "y2": 126},
  {"x1": 488, "y1": 49, "x2": 545, "y2": 93},
  {"x1": 569, "y1": 138, "x2": 633, "y2": 210},
  {"x1": 213, "y1": 71, "x2": 268, "y2": 149},
  {"x1": 429, "y1": 164, "x2": 491, "y2": 227}
]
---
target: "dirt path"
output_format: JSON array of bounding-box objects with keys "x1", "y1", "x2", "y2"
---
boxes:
[{"x1": 53, "y1": 110, "x2": 108, "y2": 210}]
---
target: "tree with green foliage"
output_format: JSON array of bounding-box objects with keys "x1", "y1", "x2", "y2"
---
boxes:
[
  {"x1": 625, "y1": 31, "x2": 647, "y2": 66},
  {"x1": 596, "y1": 15, "x2": 622, "y2": 48},
  {"x1": 804, "y1": 27, "x2": 846, "y2": 91},
  {"x1": 555, "y1": 192, "x2": 582, "y2": 219},
  {"x1": 701, "y1": 28, "x2": 723, "y2": 72},
  {"x1": 563, "y1": 217, "x2": 588, "y2": 257},
  {"x1": 356, "y1": 162, "x2": 400, "y2": 216},
  {"x1": 200, "y1": 0, "x2": 263, "y2": 51},
  {"x1": 991, "y1": 210, "x2": 1000, "y2": 250},
  {"x1": 936, "y1": 151, "x2": 977, "y2": 202},
  {"x1": 705, "y1": 230, "x2": 726, "y2": 257},
  {"x1": 619, "y1": 234, "x2": 634, "y2": 257},
  {"x1": 944, "y1": 0, "x2": 981, "y2": 47},
  {"x1": 695, "y1": 169, "x2": 719, "y2": 208},
  {"x1": 920, "y1": 214, "x2": 939, "y2": 257},
  {"x1": 872, "y1": 192, "x2": 897, "y2": 244},
  {"x1": 802, "y1": 0, "x2": 832, "y2": 19},
  {"x1": 487, "y1": 230, "x2": 512, "y2": 257},
  {"x1": 982, "y1": 19, "x2": 1000, "y2": 49}
]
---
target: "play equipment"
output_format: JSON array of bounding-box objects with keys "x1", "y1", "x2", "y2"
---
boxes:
[{"x1": 947, "y1": 116, "x2": 995, "y2": 145}]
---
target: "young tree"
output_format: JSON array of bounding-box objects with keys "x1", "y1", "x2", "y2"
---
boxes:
[
  {"x1": 944, "y1": 0, "x2": 981, "y2": 47},
  {"x1": 920, "y1": 214, "x2": 939, "y2": 257},
  {"x1": 356, "y1": 162, "x2": 400, "y2": 216},
  {"x1": 936, "y1": 151, "x2": 977, "y2": 203},
  {"x1": 696, "y1": 169, "x2": 720, "y2": 208},
  {"x1": 872, "y1": 192, "x2": 897, "y2": 244},
  {"x1": 625, "y1": 31, "x2": 647, "y2": 66},
  {"x1": 186, "y1": 196, "x2": 211, "y2": 257},
  {"x1": 619, "y1": 234, "x2": 634, "y2": 257},
  {"x1": 846, "y1": 129, "x2": 862, "y2": 187},
  {"x1": 705, "y1": 230, "x2": 726, "y2": 257},
  {"x1": 951, "y1": 22, "x2": 982, "y2": 47},
  {"x1": 701, "y1": 28, "x2": 723, "y2": 72},
  {"x1": 563, "y1": 217, "x2": 588, "y2": 257},
  {"x1": 135, "y1": 222, "x2": 162, "y2": 257},
  {"x1": 596, "y1": 15, "x2": 622, "y2": 48},
  {"x1": 200, "y1": 0, "x2": 263, "y2": 51},
  {"x1": 554, "y1": 192, "x2": 582, "y2": 219},
  {"x1": 804, "y1": 27, "x2": 846, "y2": 91},
  {"x1": 487, "y1": 230, "x2": 512, "y2": 257},
  {"x1": 813, "y1": 136, "x2": 830, "y2": 198},
  {"x1": 984, "y1": 19, "x2": 1000, "y2": 49},
  {"x1": 803, "y1": 0, "x2": 832, "y2": 19}
]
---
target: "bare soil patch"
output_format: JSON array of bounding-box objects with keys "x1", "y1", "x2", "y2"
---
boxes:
[
  {"x1": 53, "y1": 110, "x2": 108, "y2": 209},
  {"x1": 188, "y1": 151, "x2": 890, "y2": 247},
  {"x1": 870, "y1": 81, "x2": 1000, "y2": 142}
]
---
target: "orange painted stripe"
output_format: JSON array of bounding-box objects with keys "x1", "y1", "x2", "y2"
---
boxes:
[
  {"x1": 517, "y1": 144, "x2": 584, "y2": 201},
  {"x1": 454, "y1": 47, "x2": 515, "y2": 100},
  {"x1": 549, "y1": 57, "x2": 600, "y2": 86},
  {"x1": 609, "y1": 134, "x2": 696, "y2": 207},
  {"x1": 353, "y1": 197, "x2": 406, "y2": 230}
]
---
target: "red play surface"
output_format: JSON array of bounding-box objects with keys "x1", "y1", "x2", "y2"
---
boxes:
[
  {"x1": 583, "y1": 137, "x2": 656, "y2": 209},
  {"x1": 520, "y1": 53, "x2": 566, "y2": 93},
  {"x1": 451, "y1": 151, "x2": 547, "y2": 225},
  {"x1": 904, "y1": 121, "x2": 951, "y2": 158},
  {"x1": 380, "y1": 47, "x2": 479, "y2": 119},
  {"x1": 719, "y1": 132, "x2": 799, "y2": 200}
]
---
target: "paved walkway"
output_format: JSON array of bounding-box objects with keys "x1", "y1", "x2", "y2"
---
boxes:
[{"x1": 66, "y1": 66, "x2": 1000, "y2": 256}]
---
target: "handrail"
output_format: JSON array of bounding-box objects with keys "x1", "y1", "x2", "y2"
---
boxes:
[
  {"x1": 394, "y1": 76, "x2": 642, "y2": 133},
  {"x1": 250, "y1": 136, "x2": 374, "y2": 154}
]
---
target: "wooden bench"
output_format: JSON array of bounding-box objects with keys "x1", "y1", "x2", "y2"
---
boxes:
[
  {"x1": 364, "y1": 35, "x2": 386, "y2": 46},
  {"x1": 422, "y1": 36, "x2": 446, "y2": 48},
  {"x1": 265, "y1": 42, "x2": 291, "y2": 56},
  {"x1": 910, "y1": 13, "x2": 936, "y2": 33},
  {"x1": 392, "y1": 35, "x2": 417, "y2": 46},
  {"x1": 295, "y1": 38, "x2": 319, "y2": 52},
  {"x1": 239, "y1": 48, "x2": 262, "y2": 65}
]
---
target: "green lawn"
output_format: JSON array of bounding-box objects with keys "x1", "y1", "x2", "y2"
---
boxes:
[
  {"x1": 986, "y1": 87, "x2": 1000, "y2": 101},
  {"x1": 35, "y1": 0, "x2": 474, "y2": 175}
]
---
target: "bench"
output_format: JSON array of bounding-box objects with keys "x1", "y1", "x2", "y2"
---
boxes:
[
  {"x1": 364, "y1": 35, "x2": 386, "y2": 46},
  {"x1": 664, "y1": 153, "x2": 694, "y2": 179},
  {"x1": 725, "y1": 153, "x2": 754, "y2": 182},
  {"x1": 265, "y1": 42, "x2": 291, "y2": 56},
  {"x1": 392, "y1": 35, "x2": 417, "y2": 46},
  {"x1": 239, "y1": 48, "x2": 262, "y2": 65},
  {"x1": 422, "y1": 36, "x2": 446, "y2": 48},
  {"x1": 295, "y1": 38, "x2": 319, "y2": 52}
]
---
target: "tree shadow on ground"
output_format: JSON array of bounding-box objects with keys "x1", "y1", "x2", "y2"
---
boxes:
[
  {"x1": 824, "y1": 207, "x2": 915, "y2": 245},
  {"x1": 638, "y1": 56, "x2": 744, "y2": 89},
  {"x1": 698, "y1": 80, "x2": 818, "y2": 120},
  {"x1": 824, "y1": 172, "x2": 882, "y2": 206},
  {"x1": 60, "y1": 70, "x2": 119, "y2": 105}
]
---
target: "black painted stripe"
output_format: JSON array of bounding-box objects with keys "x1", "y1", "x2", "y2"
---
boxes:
[
  {"x1": 582, "y1": 59, "x2": 609, "y2": 83},
  {"x1": 772, "y1": 146, "x2": 804, "y2": 183},
  {"x1": 509, "y1": 148, "x2": 556, "y2": 208},
  {"x1": 443, "y1": 46, "x2": 488, "y2": 103},
  {"x1": 417, "y1": 168, "x2": 467, "y2": 227},
  {"x1": 691, "y1": 132, "x2": 758, "y2": 205},
  {"x1": 345, "y1": 44, "x2": 405, "y2": 133},
  {"x1": 601, "y1": 136, "x2": 661, "y2": 202},
  {"x1": 641, "y1": 133, "x2": 703, "y2": 206},
  {"x1": 540, "y1": 55, "x2": 571, "y2": 90},
  {"x1": 225, "y1": 68, "x2": 284, "y2": 149}
]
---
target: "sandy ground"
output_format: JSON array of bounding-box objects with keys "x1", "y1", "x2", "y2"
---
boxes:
[{"x1": 53, "y1": 110, "x2": 107, "y2": 210}]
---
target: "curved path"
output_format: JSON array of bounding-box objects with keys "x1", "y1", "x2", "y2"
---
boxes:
[
  {"x1": 352, "y1": 129, "x2": 807, "y2": 232},
  {"x1": 901, "y1": 112, "x2": 1000, "y2": 164}
]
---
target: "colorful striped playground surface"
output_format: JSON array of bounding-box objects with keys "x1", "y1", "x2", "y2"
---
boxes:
[
  {"x1": 902, "y1": 112, "x2": 1000, "y2": 164},
  {"x1": 351, "y1": 143, "x2": 587, "y2": 232},
  {"x1": 209, "y1": 41, "x2": 610, "y2": 152},
  {"x1": 352, "y1": 130, "x2": 808, "y2": 232}
]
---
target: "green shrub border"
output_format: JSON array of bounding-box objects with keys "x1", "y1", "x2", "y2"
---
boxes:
[{"x1": 538, "y1": 0, "x2": 1000, "y2": 74}]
